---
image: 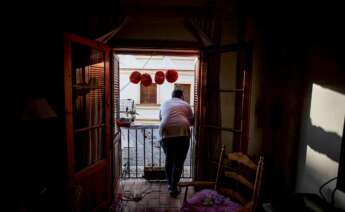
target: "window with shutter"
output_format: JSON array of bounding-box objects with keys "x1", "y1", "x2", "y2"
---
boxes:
[
  {"x1": 140, "y1": 83, "x2": 157, "y2": 104},
  {"x1": 175, "y1": 84, "x2": 191, "y2": 104}
]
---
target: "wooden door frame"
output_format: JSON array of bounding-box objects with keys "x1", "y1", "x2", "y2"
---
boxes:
[
  {"x1": 194, "y1": 43, "x2": 252, "y2": 181},
  {"x1": 198, "y1": 43, "x2": 252, "y2": 152},
  {"x1": 112, "y1": 44, "x2": 252, "y2": 180},
  {"x1": 63, "y1": 33, "x2": 112, "y2": 201}
]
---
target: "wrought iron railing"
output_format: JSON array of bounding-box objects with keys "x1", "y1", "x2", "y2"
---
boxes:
[{"x1": 120, "y1": 125, "x2": 194, "y2": 179}]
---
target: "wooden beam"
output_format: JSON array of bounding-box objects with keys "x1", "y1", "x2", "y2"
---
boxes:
[
  {"x1": 184, "y1": 17, "x2": 214, "y2": 47},
  {"x1": 107, "y1": 39, "x2": 201, "y2": 50},
  {"x1": 64, "y1": 34, "x2": 75, "y2": 180},
  {"x1": 241, "y1": 46, "x2": 253, "y2": 153},
  {"x1": 121, "y1": 4, "x2": 237, "y2": 19},
  {"x1": 64, "y1": 33, "x2": 110, "y2": 51},
  {"x1": 113, "y1": 48, "x2": 199, "y2": 56},
  {"x1": 96, "y1": 17, "x2": 129, "y2": 43},
  {"x1": 122, "y1": 6, "x2": 211, "y2": 17}
]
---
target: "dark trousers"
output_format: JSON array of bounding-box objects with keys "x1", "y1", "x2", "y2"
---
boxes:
[{"x1": 160, "y1": 136, "x2": 190, "y2": 190}]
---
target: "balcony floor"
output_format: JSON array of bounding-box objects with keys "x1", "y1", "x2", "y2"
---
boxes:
[{"x1": 118, "y1": 179, "x2": 194, "y2": 211}]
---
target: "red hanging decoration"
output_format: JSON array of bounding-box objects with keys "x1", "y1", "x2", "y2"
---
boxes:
[
  {"x1": 154, "y1": 71, "x2": 165, "y2": 85},
  {"x1": 129, "y1": 71, "x2": 141, "y2": 84},
  {"x1": 141, "y1": 73, "x2": 152, "y2": 87},
  {"x1": 166, "y1": 69, "x2": 178, "y2": 83}
]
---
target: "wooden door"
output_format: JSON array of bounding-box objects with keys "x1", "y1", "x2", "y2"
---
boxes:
[
  {"x1": 196, "y1": 43, "x2": 252, "y2": 180},
  {"x1": 64, "y1": 33, "x2": 112, "y2": 211}
]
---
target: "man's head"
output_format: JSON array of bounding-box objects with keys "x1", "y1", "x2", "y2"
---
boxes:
[{"x1": 172, "y1": 89, "x2": 184, "y2": 99}]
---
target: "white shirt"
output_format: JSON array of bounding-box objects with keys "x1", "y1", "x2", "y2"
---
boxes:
[{"x1": 159, "y1": 98, "x2": 194, "y2": 138}]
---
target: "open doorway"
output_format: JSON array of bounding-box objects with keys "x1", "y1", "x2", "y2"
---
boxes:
[
  {"x1": 64, "y1": 34, "x2": 251, "y2": 211},
  {"x1": 113, "y1": 50, "x2": 199, "y2": 208}
]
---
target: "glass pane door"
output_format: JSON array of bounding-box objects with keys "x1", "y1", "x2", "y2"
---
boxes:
[
  {"x1": 71, "y1": 43, "x2": 106, "y2": 171},
  {"x1": 64, "y1": 33, "x2": 112, "y2": 211}
]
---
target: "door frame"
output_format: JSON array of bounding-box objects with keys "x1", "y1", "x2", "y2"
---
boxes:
[
  {"x1": 112, "y1": 47, "x2": 200, "y2": 180},
  {"x1": 195, "y1": 43, "x2": 252, "y2": 180},
  {"x1": 200, "y1": 43, "x2": 252, "y2": 153}
]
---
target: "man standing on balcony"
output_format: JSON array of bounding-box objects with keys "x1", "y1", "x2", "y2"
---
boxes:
[{"x1": 159, "y1": 89, "x2": 194, "y2": 197}]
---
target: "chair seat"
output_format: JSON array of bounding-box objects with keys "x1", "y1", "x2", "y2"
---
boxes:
[{"x1": 181, "y1": 189, "x2": 241, "y2": 212}]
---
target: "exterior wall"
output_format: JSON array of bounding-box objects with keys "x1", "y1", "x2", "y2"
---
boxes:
[{"x1": 119, "y1": 56, "x2": 196, "y2": 124}]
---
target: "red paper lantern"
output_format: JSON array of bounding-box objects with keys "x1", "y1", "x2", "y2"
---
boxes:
[
  {"x1": 166, "y1": 69, "x2": 178, "y2": 83},
  {"x1": 141, "y1": 73, "x2": 152, "y2": 87},
  {"x1": 129, "y1": 71, "x2": 141, "y2": 84},
  {"x1": 154, "y1": 71, "x2": 165, "y2": 85}
]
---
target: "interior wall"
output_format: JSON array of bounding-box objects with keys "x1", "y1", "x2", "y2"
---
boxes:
[
  {"x1": 13, "y1": 2, "x2": 344, "y2": 209},
  {"x1": 250, "y1": 2, "x2": 345, "y2": 205},
  {"x1": 14, "y1": 16, "x2": 68, "y2": 211},
  {"x1": 253, "y1": 14, "x2": 310, "y2": 202},
  {"x1": 295, "y1": 44, "x2": 345, "y2": 210}
]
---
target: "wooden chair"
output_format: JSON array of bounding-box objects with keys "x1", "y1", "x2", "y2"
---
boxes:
[{"x1": 178, "y1": 145, "x2": 264, "y2": 212}]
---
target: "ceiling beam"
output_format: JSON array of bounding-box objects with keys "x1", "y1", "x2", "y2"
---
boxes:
[
  {"x1": 120, "y1": 0, "x2": 238, "y2": 18},
  {"x1": 96, "y1": 17, "x2": 129, "y2": 43},
  {"x1": 184, "y1": 17, "x2": 214, "y2": 47},
  {"x1": 107, "y1": 39, "x2": 201, "y2": 50}
]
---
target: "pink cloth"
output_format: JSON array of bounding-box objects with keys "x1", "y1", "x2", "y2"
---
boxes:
[{"x1": 181, "y1": 189, "x2": 241, "y2": 212}]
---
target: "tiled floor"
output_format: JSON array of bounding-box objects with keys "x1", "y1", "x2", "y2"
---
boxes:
[{"x1": 118, "y1": 179, "x2": 194, "y2": 212}]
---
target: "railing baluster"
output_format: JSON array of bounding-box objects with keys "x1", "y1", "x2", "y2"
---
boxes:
[
  {"x1": 143, "y1": 128, "x2": 146, "y2": 169},
  {"x1": 190, "y1": 128, "x2": 193, "y2": 178},
  {"x1": 151, "y1": 127, "x2": 154, "y2": 168},
  {"x1": 127, "y1": 128, "x2": 130, "y2": 178},
  {"x1": 120, "y1": 125, "x2": 192, "y2": 179},
  {"x1": 182, "y1": 164, "x2": 185, "y2": 178},
  {"x1": 135, "y1": 128, "x2": 138, "y2": 178},
  {"x1": 159, "y1": 129, "x2": 161, "y2": 167}
]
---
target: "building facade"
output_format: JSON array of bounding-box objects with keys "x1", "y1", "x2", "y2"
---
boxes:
[{"x1": 119, "y1": 55, "x2": 197, "y2": 124}]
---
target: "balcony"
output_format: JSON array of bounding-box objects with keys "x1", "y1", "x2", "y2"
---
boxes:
[{"x1": 120, "y1": 125, "x2": 194, "y2": 179}]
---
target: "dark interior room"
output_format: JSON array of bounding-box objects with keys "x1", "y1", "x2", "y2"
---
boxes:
[{"x1": 13, "y1": 0, "x2": 345, "y2": 211}]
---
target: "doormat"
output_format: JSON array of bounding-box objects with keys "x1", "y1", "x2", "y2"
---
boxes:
[{"x1": 143, "y1": 167, "x2": 166, "y2": 180}]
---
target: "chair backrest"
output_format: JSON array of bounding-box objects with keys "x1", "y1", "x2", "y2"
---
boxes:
[{"x1": 214, "y1": 145, "x2": 264, "y2": 212}]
